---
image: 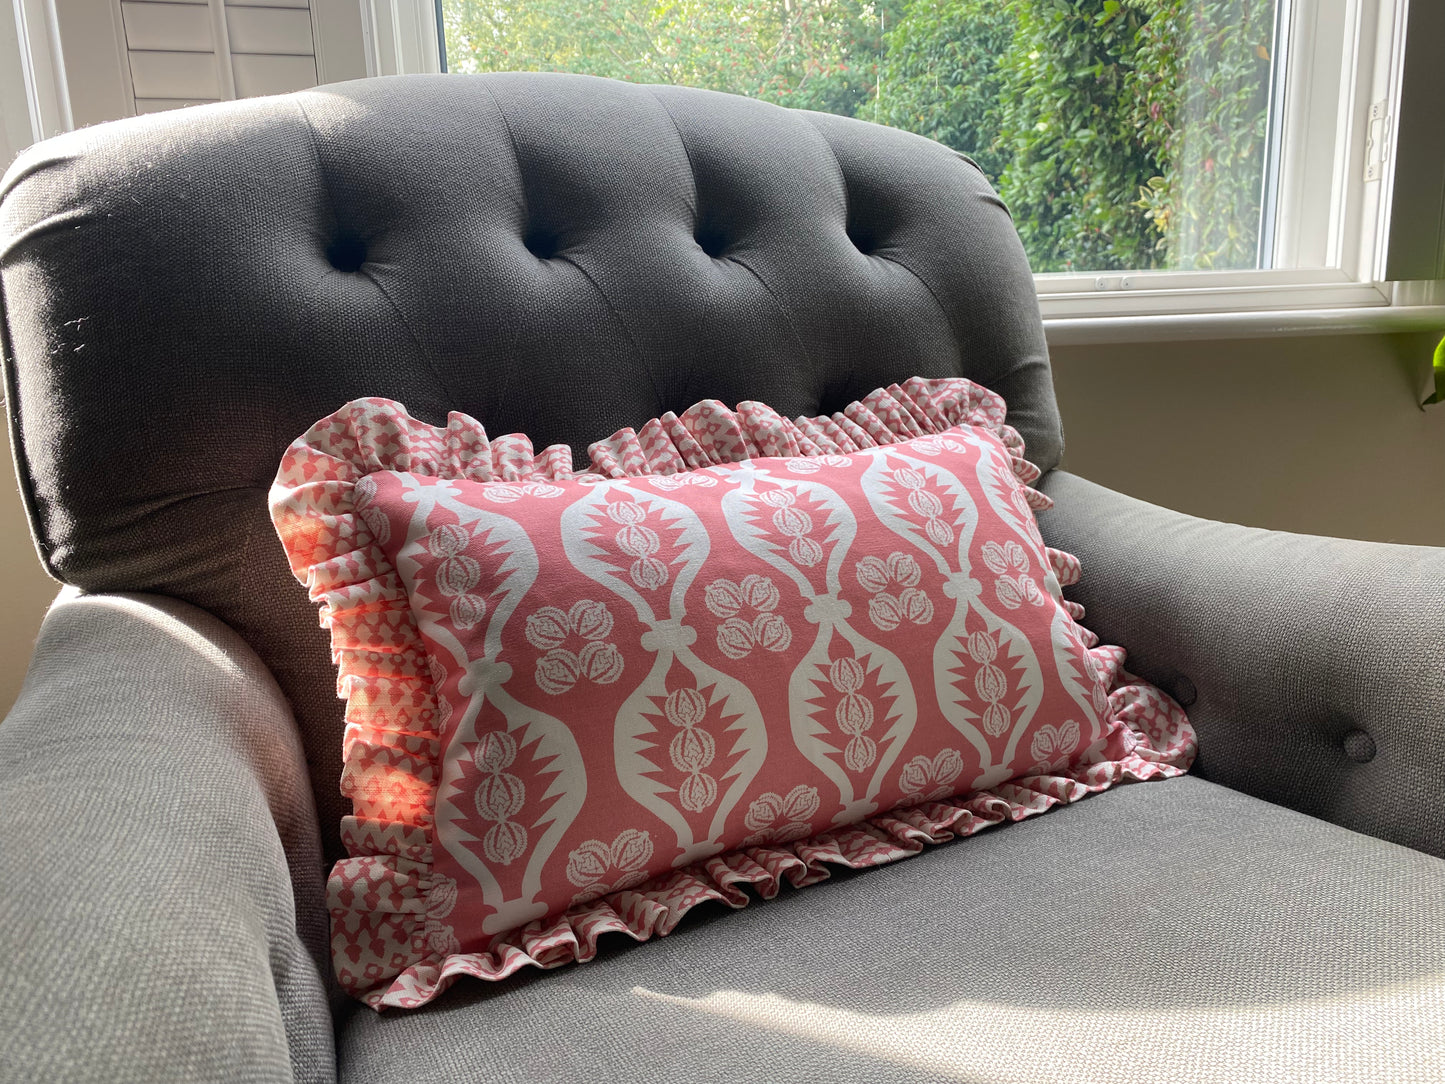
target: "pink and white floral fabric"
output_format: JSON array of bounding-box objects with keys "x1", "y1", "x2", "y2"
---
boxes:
[{"x1": 270, "y1": 376, "x2": 1195, "y2": 1011}]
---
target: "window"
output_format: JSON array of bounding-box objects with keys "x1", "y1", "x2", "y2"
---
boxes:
[
  {"x1": 445, "y1": 1, "x2": 1276, "y2": 276},
  {"x1": 430, "y1": 0, "x2": 1441, "y2": 330}
]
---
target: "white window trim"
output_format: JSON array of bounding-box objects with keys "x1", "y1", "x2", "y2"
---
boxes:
[
  {"x1": 1034, "y1": 1, "x2": 1441, "y2": 329},
  {"x1": 1040, "y1": 0, "x2": 1445, "y2": 342},
  {"x1": 1044, "y1": 290, "x2": 1444, "y2": 346},
  {"x1": 1036, "y1": 0, "x2": 1366, "y2": 309},
  {"x1": 361, "y1": 0, "x2": 442, "y2": 79},
  {"x1": 6, "y1": 0, "x2": 69, "y2": 148}
]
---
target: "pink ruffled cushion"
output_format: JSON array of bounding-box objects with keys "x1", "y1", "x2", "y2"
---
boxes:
[{"x1": 270, "y1": 375, "x2": 1195, "y2": 1011}]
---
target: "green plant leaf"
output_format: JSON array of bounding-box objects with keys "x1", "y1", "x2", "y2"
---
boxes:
[{"x1": 1423, "y1": 334, "x2": 1445, "y2": 406}]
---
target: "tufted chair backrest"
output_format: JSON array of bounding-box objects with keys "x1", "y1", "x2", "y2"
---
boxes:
[{"x1": 0, "y1": 74, "x2": 1059, "y2": 858}]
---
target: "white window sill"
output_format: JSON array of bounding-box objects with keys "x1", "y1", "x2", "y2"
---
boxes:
[{"x1": 1043, "y1": 303, "x2": 1445, "y2": 346}]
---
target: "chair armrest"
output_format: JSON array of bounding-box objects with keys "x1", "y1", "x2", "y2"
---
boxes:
[
  {"x1": 0, "y1": 591, "x2": 336, "y2": 1083},
  {"x1": 1038, "y1": 470, "x2": 1445, "y2": 858}
]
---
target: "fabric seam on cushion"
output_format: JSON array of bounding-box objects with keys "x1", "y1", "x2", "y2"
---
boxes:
[
  {"x1": 798, "y1": 114, "x2": 970, "y2": 372},
  {"x1": 554, "y1": 251, "x2": 669, "y2": 411},
  {"x1": 870, "y1": 250, "x2": 956, "y2": 344},
  {"x1": 796, "y1": 111, "x2": 851, "y2": 228},
  {"x1": 293, "y1": 96, "x2": 458, "y2": 408},
  {"x1": 0, "y1": 209, "x2": 96, "y2": 267},
  {"x1": 481, "y1": 80, "x2": 670, "y2": 415},
  {"x1": 722, "y1": 253, "x2": 818, "y2": 388},
  {"x1": 0, "y1": 146, "x2": 79, "y2": 204},
  {"x1": 642, "y1": 87, "x2": 701, "y2": 227},
  {"x1": 476, "y1": 80, "x2": 532, "y2": 238},
  {"x1": 786, "y1": 116, "x2": 861, "y2": 395},
  {"x1": 640, "y1": 87, "x2": 726, "y2": 400}
]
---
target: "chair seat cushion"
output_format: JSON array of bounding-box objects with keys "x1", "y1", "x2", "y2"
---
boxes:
[{"x1": 338, "y1": 774, "x2": 1445, "y2": 1084}]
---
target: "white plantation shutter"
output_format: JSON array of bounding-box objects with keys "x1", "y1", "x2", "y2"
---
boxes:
[{"x1": 118, "y1": 0, "x2": 320, "y2": 114}]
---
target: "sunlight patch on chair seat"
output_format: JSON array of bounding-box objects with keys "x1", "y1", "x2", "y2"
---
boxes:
[{"x1": 630, "y1": 978, "x2": 1445, "y2": 1083}]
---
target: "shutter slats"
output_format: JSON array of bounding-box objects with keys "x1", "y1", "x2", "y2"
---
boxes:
[
  {"x1": 128, "y1": 50, "x2": 224, "y2": 100},
  {"x1": 120, "y1": 0, "x2": 318, "y2": 113},
  {"x1": 232, "y1": 52, "x2": 318, "y2": 97},
  {"x1": 121, "y1": 3, "x2": 214, "y2": 53},
  {"x1": 226, "y1": 6, "x2": 314, "y2": 56}
]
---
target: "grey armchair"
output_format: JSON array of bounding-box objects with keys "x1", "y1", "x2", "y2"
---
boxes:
[{"x1": 2, "y1": 74, "x2": 1442, "y2": 1084}]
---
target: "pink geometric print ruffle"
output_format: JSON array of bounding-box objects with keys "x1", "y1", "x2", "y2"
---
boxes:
[{"x1": 271, "y1": 375, "x2": 1196, "y2": 1011}]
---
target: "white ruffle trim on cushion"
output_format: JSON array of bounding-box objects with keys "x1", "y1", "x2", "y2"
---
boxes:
[{"x1": 270, "y1": 375, "x2": 1197, "y2": 1011}]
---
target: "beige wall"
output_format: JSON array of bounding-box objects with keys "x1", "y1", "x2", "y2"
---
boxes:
[
  {"x1": 0, "y1": 328, "x2": 1442, "y2": 715},
  {"x1": 2, "y1": 436, "x2": 58, "y2": 715},
  {"x1": 1049, "y1": 330, "x2": 1445, "y2": 546}
]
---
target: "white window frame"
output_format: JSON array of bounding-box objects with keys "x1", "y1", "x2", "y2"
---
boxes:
[
  {"x1": 3, "y1": 0, "x2": 70, "y2": 155},
  {"x1": 1033, "y1": 0, "x2": 1445, "y2": 341},
  {"x1": 361, "y1": 0, "x2": 442, "y2": 79}
]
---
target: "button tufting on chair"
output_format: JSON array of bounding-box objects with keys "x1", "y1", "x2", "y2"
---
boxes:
[
  {"x1": 693, "y1": 221, "x2": 730, "y2": 259},
  {"x1": 325, "y1": 233, "x2": 367, "y2": 272},
  {"x1": 845, "y1": 221, "x2": 877, "y2": 255},
  {"x1": 521, "y1": 224, "x2": 562, "y2": 260},
  {"x1": 1171, "y1": 675, "x2": 1198, "y2": 707},
  {"x1": 1343, "y1": 729, "x2": 1377, "y2": 764}
]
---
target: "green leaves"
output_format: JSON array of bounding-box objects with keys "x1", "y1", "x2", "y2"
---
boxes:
[
  {"x1": 443, "y1": 0, "x2": 902, "y2": 111},
  {"x1": 1131, "y1": 0, "x2": 1274, "y2": 270},
  {"x1": 871, "y1": 2, "x2": 1014, "y2": 180},
  {"x1": 440, "y1": 0, "x2": 1277, "y2": 274},
  {"x1": 1423, "y1": 335, "x2": 1445, "y2": 407}
]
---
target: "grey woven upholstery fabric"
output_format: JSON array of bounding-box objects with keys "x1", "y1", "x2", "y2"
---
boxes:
[
  {"x1": 0, "y1": 591, "x2": 335, "y2": 1084},
  {"x1": 339, "y1": 775, "x2": 1445, "y2": 1084},
  {"x1": 1038, "y1": 470, "x2": 1445, "y2": 858},
  {"x1": 0, "y1": 74, "x2": 1058, "y2": 862}
]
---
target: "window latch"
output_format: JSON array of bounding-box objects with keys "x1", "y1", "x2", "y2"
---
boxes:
[{"x1": 1365, "y1": 99, "x2": 1390, "y2": 182}]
